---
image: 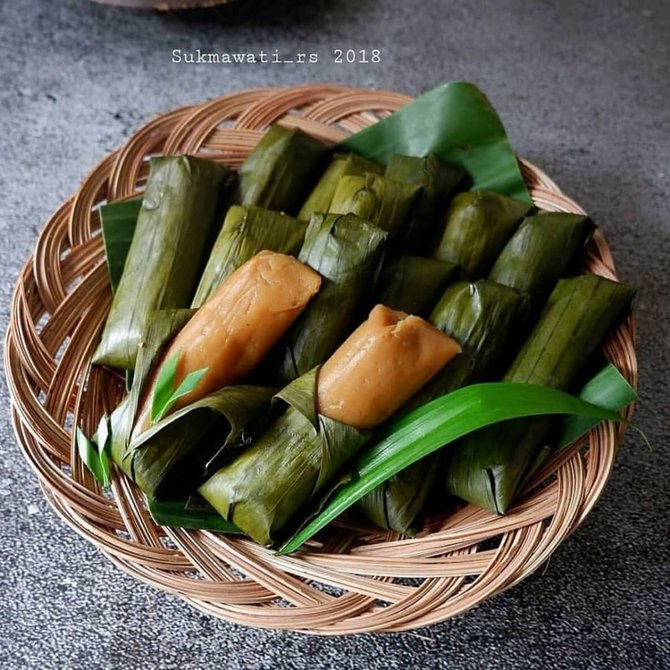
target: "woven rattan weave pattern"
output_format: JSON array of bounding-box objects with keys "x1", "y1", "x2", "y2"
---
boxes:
[{"x1": 4, "y1": 85, "x2": 637, "y2": 634}]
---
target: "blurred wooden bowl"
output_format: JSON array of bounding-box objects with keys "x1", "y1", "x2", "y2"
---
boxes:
[{"x1": 92, "y1": 0, "x2": 234, "y2": 9}]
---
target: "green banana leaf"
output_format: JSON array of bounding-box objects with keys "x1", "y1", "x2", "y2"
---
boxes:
[
  {"x1": 337, "y1": 81, "x2": 531, "y2": 203},
  {"x1": 274, "y1": 213, "x2": 388, "y2": 385},
  {"x1": 445, "y1": 274, "x2": 636, "y2": 514},
  {"x1": 99, "y1": 198, "x2": 142, "y2": 293},
  {"x1": 376, "y1": 255, "x2": 459, "y2": 317},
  {"x1": 122, "y1": 383, "x2": 274, "y2": 499},
  {"x1": 93, "y1": 156, "x2": 229, "y2": 370},
  {"x1": 505, "y1": 275, "x2": 635, "y2": 390},
  {"x1": 280, "y1": 375, "x2": 638, "y2": 554},
  {"x1": 110, "y1": 308, "x2": 196, "y2": 470},
  {"x1": 356, "y1": 453, "x2": 442, "y2": 536},
  {"x1": 192, "y1": 205, "x2": 308, "y2": 307},
  {"x1": 418, "y1": 280, "x2": 525, "y2": 407},
  {"x1": 329, "y1": 173, "x2": 420, "y2": 242},
  {"x1": 237, "y1": 125, "x2": 330, "y2": 213},
  {"x1": 432, "y1": 191, "x2": 531, "y2": 280},
  {"x1": 107, "y1": 307, "x2": 274, "y2": 499},
  {"x1": 384, "y1": 153, "x2": 467, "y2": 252},
  {"x1": 555, "y1": 363, "x2": 637, "y2": 449},
  {"x1": 489, "y1": 212, "x2": 595, "y2": 298},
  {"x1": 199, "y1": 367, "x2": 370, "y2": 546},
  {"x1": 298, "y1": 153, "x2": 383, "y2": 221}
]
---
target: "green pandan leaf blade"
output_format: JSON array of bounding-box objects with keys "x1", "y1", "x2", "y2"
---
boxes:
[
  {"x1": 95, "y1": 415, "x2": 110, "y2": 456},
  {"x1": 150, "y1": 351, "x2": 181, "y2": 424},
  {"x1": 167, "y1": 368, "x2": 208, "y2": 409},
  {"x1": 151, "y1": 361, "x2": 209, "y2": 426},
  {"x1": 279, "y1": 381, "x2": 636, "y2": 554},
  {"x1": 76, "y1": 427, "x2": 111, "y2": 487},
  {"x1": 147, "y1": 498, "x2": 242, "y2": 533}
]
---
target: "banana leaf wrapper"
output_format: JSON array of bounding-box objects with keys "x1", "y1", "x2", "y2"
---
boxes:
[
  {"x1": 109, "y1": 309, "x2": 274, "y2": 499},
  {"x1": 445, "y1": 274, "x2": 636, "y2": 514},
  {"x1": 121, "y1": 385, "x2": 274, "y2": 499},
  {"x1": 110, "y1": 308, "x2": 195, "y2": 471},
  {"x1": 413, "y1": 280, "x2": 526, "y2": 408},
  {"x1": 298, "y1": 153, "x2": 383, "y2": 221},
  {"x1": 199, "y1": 367, "x2": 371, "y2": 546},
  {"x1": 489, "y1": 212, "x2": 594, "y2": 298},
  {"x1": 358, "y1": 280, "x2": 524, "y2": 533},
  {"x1": 432, "y1": 191, "x2": 531, "y2": 280},
  {"x1": 376, "y1": 255, "x2": 458, "y2": 317},
  {"x1": 357, "y1": 455, "x2": 446, "y2": 535},
  {"x1": 275, "y1": 213, "x2": 388, "y2": 384},
  {"x1": 192, "y1": 205, "x2": 308, "y2": 307},
  {"x1": 328, "y1": 174, "x2": 420, "y2": 242},
  {"x1": 99, "y1": 198, "x2": 142, "y2": 294},
  {"x1": 384, "y1": 153, "x2": 467, "y2": 252},
  {"x1": 336, "y1": 82, "x2": 530, "y2": 203},
  {"x1": 93, "y1": 156, "x2": 229, "y2": 370},
  {"x1": 237, "y1": 125, "x2": 330, "y2": 214}
]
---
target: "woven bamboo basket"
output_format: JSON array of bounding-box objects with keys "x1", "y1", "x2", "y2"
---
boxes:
[{"x1": 4, "y1": 85, "x2": 637, "y2": 634}]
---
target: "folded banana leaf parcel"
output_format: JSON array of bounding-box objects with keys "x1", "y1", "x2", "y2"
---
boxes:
[
  {"x1": 299, "y1": 153, "x2": 384, "y2": 221},
  {"x1": 192, "y1": 205, "x2": 308, "y2": 307},
  {"x1": 358, "y1": 280, "x2": 525, "y2": 533},
  {"x1": 359, "y1": 212, "x2": 598, "y2": 533},
  {"x1": 329, "y1": 173, "x2": 420, "y2": 243},
  {"x1": 94, "y1": 155, "x2": 229, "y2": 370},
  {"x1": 236, "y1": 125, "x2": 330, "y2": 213},
  {"x1": 384, "y1": 152, "x2": 467, "y2": 251},
  {"x1": 109, "y1": 308, "x2": 275, "y2": 500},
  {"x1": 110, "y1": 251, "x2": 322, "y2": 499},
  {"x1": 274, "y1": 212, "x2": 388, "y2": 385},
  {"x1": 199, "y1": 368, "x2": 371, "y2": 546},
  {"x1": 444, "y1": 274, "x2": 635, "y2": 514}
]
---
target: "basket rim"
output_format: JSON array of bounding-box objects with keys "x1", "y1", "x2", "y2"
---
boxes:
[{"x1": 3, "y1": 84, "x2": 637, "y2": 635}]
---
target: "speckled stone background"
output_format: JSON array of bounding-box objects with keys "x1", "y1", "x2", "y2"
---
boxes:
[{"x1": 0, "y1": 1, "x2": 668, "y2": 668}]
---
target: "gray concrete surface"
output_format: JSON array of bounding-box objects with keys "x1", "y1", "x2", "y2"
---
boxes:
[{"x1": 0, "y1": 0, "x2": 668, "y2": 668}]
